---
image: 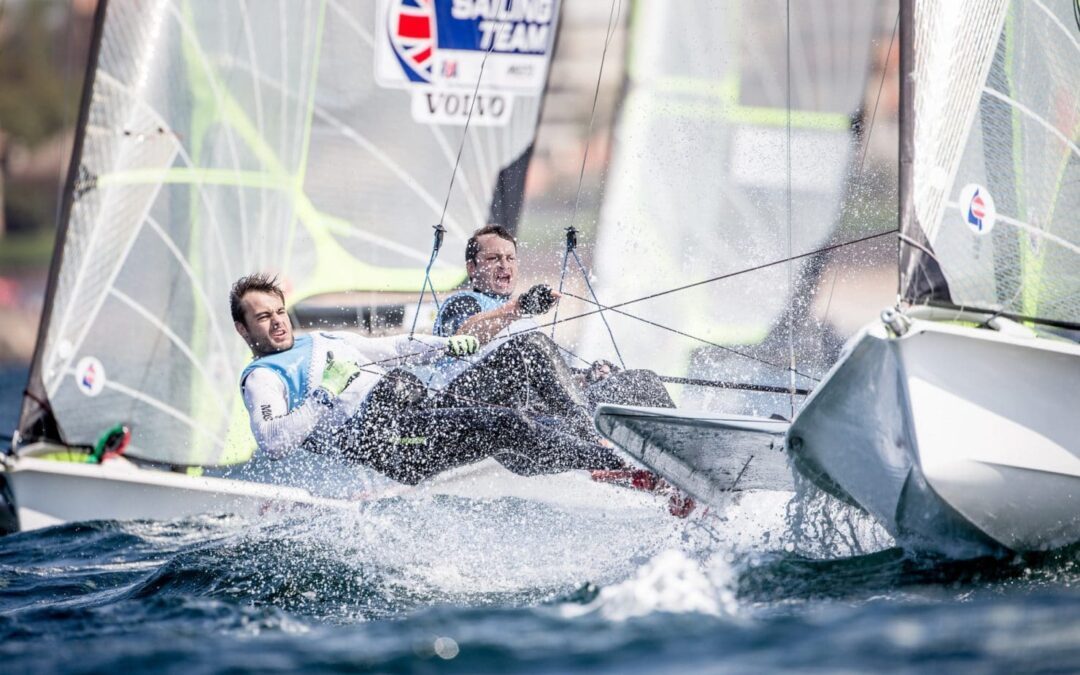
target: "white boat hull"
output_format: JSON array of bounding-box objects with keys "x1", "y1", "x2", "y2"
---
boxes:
[
  {"x1": 594, "y1": 405, "x2": 793, "y2": 505},
  {"x1": 787, "y1": 314, "x2": 1080, "y2": 554},
  {"x1": 2, "y1": 452, "x2": 355, "y2": 531},
  {"x1": 1, "y1": 446, "x2": 663, "y2": 533}
]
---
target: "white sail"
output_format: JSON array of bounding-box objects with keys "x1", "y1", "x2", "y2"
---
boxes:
[
  {"x1": 18, "y1": 0, "x2": 560, "y2": 467},
  {"x1": 900, "y1": 0, "x2": 1080, "y2": 328},
  {"x1": 577, "y1": 0, "x2": 877, "y2": 405}
]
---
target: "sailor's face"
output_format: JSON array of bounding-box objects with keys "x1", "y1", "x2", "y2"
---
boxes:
[
  {"x1": 468, "y1": 234, "x2": 518, "y2": 296},
  {"x1": 235, "y1": 291, "x2": 294, "y2": 356}
]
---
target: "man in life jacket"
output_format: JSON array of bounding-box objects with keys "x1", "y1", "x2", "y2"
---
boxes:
[
  {"x1": 427, "y1": 228, "x2": 691, "y2": 516},
  {"x1": 232, "y1": 273, "x2": 629, "y2": 485},
  {"x1": 432, "y1": 225, "x2": 675, "y2": 410}
]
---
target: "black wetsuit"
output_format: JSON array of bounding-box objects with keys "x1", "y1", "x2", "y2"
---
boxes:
[{"x1": 327, "y1": 333, "x2": 630, "y2": 485}]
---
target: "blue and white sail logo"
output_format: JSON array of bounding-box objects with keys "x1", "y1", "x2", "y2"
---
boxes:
[
  {"x1": 376, "y1": 0, "x2": 560, "y2": 125},
  {"x1": 958, "y1": 183, "x2": 996, "y2": 235},
  {"x1": 74, "y1": 356, "x2": 106, "y2": 397}
]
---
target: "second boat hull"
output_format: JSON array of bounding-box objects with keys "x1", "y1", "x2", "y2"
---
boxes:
[{"x1": 787, "y1": 316, "x2": 1080, "y2": 555}]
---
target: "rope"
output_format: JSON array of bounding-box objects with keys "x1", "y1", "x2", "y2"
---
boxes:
[
  {"x1": 437, "y1": 42, "x2": 494, "y2": 229},
  {"x1": 552, "y1": 226, "x2": 625, "y2": 368},
  {"x1": 560, "y1": 291, "x2": 821, "y2": 383},
  {"x1": 569, "y1": 247, "x2": 626, "y2": 368},
  {"x1": 821, "y1": 11, "x2": 900, "y2": 333},
  {"x1": 567, "y1": 0, "x2": 622, "y2": 231},
  {"x1": 351, "y1": 230, "x2": 900, "y2": 399},
  {"x1": 408, "y1": 225, "x2": 446, "y2": 338},
  {"x1": 410, "y1": 40, "x2": 496, "y2": 337},
  {"x1": 551, "y1": 228, "x2": 575, "y2": 341},
  {"x1": 542, "y1": 228, "x2": 899, "y2": 330},
  {"x1": 548, "y1": 228, "x2": 894, "y2": 317}
]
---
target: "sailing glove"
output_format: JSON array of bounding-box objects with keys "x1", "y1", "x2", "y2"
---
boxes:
[
  {"x1": 446, "y1": 335, "x2": 480, "y2": 357},
  {"x1": 321, "y1": 351, "x2": 361, "y2": 396},
  {"x1": 586, "y1": 359, "x2": 619, "y2": 384},
  {"x1": 518, "y1": 284, "x2": 557, "y2": 315}
]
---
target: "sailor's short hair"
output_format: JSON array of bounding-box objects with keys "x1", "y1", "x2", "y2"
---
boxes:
[
  {"x1": 465, "y1": 224, "x2": 516, "y2": 263},
  {"x1": 229, "y1": 273, "x2": 285, "y2": 323}
]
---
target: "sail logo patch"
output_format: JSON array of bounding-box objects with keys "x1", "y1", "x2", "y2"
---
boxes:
[
  {"x1": 376, "y1": 0, "x2": 560, "y2": 125},
  {"x1": 387, "y1": 0, "x2": 438, "y2": 84},
  {"x1": 75, "y1": 356, "x2": 106, "y2": 397},
  {"x1": 959, "y1": 183, "x2": 996, "y2": 235}
]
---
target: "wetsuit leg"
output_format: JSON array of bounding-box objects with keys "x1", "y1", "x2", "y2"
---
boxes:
[
  {"x1": 340, "y1": 406, "x2": 626, "y2": 485},
  {"x1": 438, "y1": 332, "x2": 598, "y2": 441},
  {"x1": 585, "y1": 369, "x2": 676, "y2": 409}
]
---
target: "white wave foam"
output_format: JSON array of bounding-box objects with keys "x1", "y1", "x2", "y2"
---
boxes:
[{"x1": 560, "y1": 549, "x2": 739, "y2": 621}]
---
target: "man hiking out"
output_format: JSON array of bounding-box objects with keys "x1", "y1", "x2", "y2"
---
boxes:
[
  {"x1": 232, "y1": 273, "x2": 629, "y2": 485},
  {"x1": 431, "y1": 224, "x2": 675, "y2": 410}
]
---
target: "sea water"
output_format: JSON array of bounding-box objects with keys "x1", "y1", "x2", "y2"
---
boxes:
[{"x1": 2, "y1": 366, "x2": 1080, "y2": 674}]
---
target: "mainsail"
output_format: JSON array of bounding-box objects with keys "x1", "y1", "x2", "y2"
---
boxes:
[
  {"x1": 17, "y1": 0, "x2": 560, "y2": 466},
  {"x1": 900, "y1": 0, "x2": 1080, "y2": 329},
  {"x1": 578, "y1": 0, "x2": 877, "y2": 404}
]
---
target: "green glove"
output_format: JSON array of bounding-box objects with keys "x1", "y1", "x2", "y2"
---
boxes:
[
  {"x1": 446, "y1": 335, "x2": 480, "y2": 357},
  {"x1": 321, "y1": 352, "x2": 361, "y2": 396}
]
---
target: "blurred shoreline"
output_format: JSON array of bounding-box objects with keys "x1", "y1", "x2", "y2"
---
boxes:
[{"x1": 0, "y1": 271, "x2": 44, "y2": 365}]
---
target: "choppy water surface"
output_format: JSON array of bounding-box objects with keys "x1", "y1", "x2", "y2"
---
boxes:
[{"x1": 2, "y1": 366, "x2": 1080, "y2": 673}]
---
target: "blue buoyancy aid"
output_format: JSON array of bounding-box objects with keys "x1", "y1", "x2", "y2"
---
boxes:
[
  {"x1": 433, "y1": 290, "x2": 508, "y2": 337},
  {"x1": 239, "y1": 333, "x2": 314, "y2": 412}
]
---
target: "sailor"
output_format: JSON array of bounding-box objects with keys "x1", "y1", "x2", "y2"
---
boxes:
[
  {"x1": 434, "y1": 224, "x2": 559, "y2": 343},
  {"x1": 432, "y1": 225, "x2": 675, "y2": 410},
  {"x1": 231, "y1": 273, "x2": 628, "y2": 485}
]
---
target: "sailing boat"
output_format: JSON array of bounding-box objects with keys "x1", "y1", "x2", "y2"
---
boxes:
[
  {"x1": 0, "y1": 0, "x2": 576, "y2": 532},
  {"x1": 597, "y1": 0, "x2": 1080, "y2": 555}
]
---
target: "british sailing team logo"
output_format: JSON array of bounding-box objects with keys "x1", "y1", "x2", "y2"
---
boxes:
[
  {"x1": 74, "y1": 356, "x2": 106, "y2": 397},
  {"x1": 387, "y1": 0, "x2": 437, "y2": 83},
  {"x1": 376, "y1": 0, "x2": 559, "y2": 126},
  {"x1": 958, "y1": 183, "x2": 996, "y2": 235}
]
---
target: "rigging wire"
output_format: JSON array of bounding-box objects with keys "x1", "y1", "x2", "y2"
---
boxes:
[
  {"x1": 567, "y1": 0, "x2": 622, "y2": 231},
  {"x1": 552, "y1": 227, "x2": 625, "y2": 368},
  {"x1": 551, "y1": 228, "x2": 573, "y2": 339},
  {"x1": 567, "y1": 244, "x2": 625, "y2": 368},
  {"x1": 559, "y1": 290, "x2": 821, "y2": 383},
  {"x1": 785, "y1": 0, "x2": 796, "y2": 418},
  {"x1": 353, "y1": 232, "x2": 903, "y2": 405},
  {"x1": 856, "y1": 10, "x2": 900, "y2": 178},
  {"x1": 408, "y1": 224, "x2": 446, "y2": 338},
  {"x1": 820, "y1": 9, "x2": 901, "y2": 337},
  {"x1": 436, "y1": 42, "x2": 495, "y2": 230},
  {"x1": 552, "y1": 0, "x2": 623, "y2": 358},
  {"x1": 410, "y1": 40, "x2": 497, "y2": 338},
  {"x1": 548, "y1": 338, "x2": 801, "y2": 395},
  {"x1": 545, "y1": 228, "x2": 900, "y2": 331}
]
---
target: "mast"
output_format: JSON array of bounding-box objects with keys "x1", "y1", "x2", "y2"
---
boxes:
[
  {"x1": 16, "y1": 0, "x2": 110, "y2": 447},
  {"x1": 897, "y1": 0, "x2": 951, "y2": 307}
]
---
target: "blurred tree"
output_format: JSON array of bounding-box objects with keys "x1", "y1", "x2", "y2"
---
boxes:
[{"x1": 0, "y1": 0, "x2": 92, "y2": 245}]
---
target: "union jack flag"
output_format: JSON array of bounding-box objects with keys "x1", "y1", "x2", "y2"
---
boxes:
[
  {"x1": 81, "y1": 363, "x2": 97, "y2": 392},
  {"x1": 967, "y1": 188, "x2": 986, "y2": 231},
  {"x1": 388, "y1": 0, "x2": 437, "y2": 83}
]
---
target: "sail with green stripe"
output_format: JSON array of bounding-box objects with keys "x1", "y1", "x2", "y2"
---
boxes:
[
  {"x1": 899, "y1": 0, "x2": 1080, "y2": 329},
  {"x1": 18, "y1": 0, "x2": 561, "y2": 466}
]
